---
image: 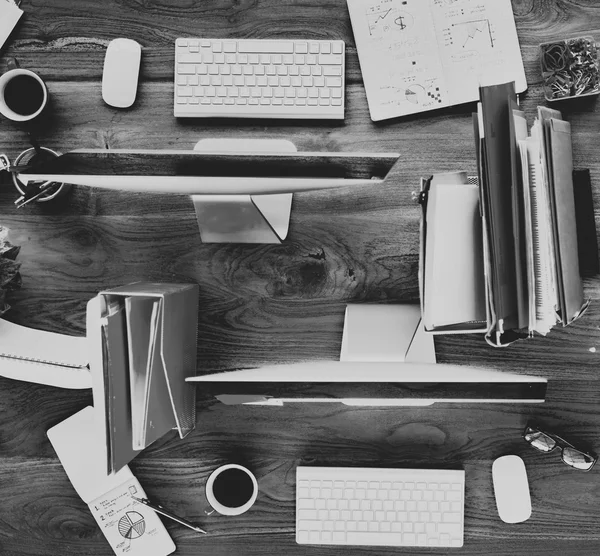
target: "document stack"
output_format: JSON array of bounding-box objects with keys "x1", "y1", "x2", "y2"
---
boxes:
[
  {"x1": 419, "y1": 82, "x2": 587, "y2": 347},
  {"x1": 86, "y1": 282, "x2": 199, "y2": 474}
]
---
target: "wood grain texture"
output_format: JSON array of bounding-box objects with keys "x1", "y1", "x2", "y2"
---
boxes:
[{"x1": 1, "y1": 1, "x2": 600, "y2": 555}]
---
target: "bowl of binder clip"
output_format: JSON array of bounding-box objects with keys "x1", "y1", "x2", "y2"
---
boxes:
[{"x1": 540, "y1": 36, "x2": 600, "y2": 101}]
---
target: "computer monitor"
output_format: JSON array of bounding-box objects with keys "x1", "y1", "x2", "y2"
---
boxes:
[
  {"x1": 19, "y1": 143, "x2": 400, "y2": 243},
  {"x1": 186, "y1": 361, "x2": 547, "y2": 406}
]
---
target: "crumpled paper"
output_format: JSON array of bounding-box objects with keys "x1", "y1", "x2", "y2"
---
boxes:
[{"x1": 0, "y1": 226, "x2": 21, "y2": 317}]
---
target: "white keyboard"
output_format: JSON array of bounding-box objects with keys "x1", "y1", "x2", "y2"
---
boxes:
[
  {"x1": 296, "y1": 466, "x2": 465, "y2": 548},
  {"x1": 174, "y1": 38, "x2": 345, "y2": 119}
]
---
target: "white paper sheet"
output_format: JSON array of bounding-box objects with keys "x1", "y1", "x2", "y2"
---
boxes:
[{"x1": 347, "y1": 0, "x2": 527, "y2": 121}]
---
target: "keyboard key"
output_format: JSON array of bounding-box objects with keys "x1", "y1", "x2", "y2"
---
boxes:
[
  {"x1": 332, "y1": 42, "x2": 343, "y2": 54},
  {"x1": 324, "y1": 66, "x2": 342, "y2": 76},
  {"x1": 296, "y1": 42, "x2": 308, "y2": 54},
  {"x1": 346, "y1": 532, "x2": 404, "y2": 545},
  {"x1": 238, "y1": 40, "x2": 294, "y2": 53},
  {"x1": 319, "y1": 54, "x2": 342, "y2": 65},
  {"x1": 438, "y1": 522, "x2": 462, "y2": 536},
  {"x1": 297, "y1": 530, "x2": 309, "y2": 543},
  {"x1": 326, "y1": 77, "x2": 342, "y2": 87},
  {"x1": 177, "y1": 87, "x2": 192, "y2": 97},
  {"x1": 309, "y1": 42, "x2": 319, "y2": 54},
  {"x1": 177, "y1": 64, "x2": 196, "y2": 75},
  {"x1": 224, "y1": 42, "x2": 236, "y2": 53}
]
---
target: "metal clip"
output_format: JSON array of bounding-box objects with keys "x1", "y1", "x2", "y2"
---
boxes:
[{"x1": 0, "y1": 154, "x2": 10, "y2": 172}]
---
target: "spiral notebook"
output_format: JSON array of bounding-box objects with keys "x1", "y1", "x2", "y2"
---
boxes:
[{"x1": 0, "y1": 318, "x2": 91, "y2": 389}]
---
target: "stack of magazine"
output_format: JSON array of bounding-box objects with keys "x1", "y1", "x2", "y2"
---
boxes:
[
  {"x1": 474, "y1": 82, "x2": 587, "y2": 345},
  {"x1": 419, "y1": 81, "x2": 588, "y2": 347}
]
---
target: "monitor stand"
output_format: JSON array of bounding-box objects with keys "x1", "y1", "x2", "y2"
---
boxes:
[{"x1": 191, "y1": 138, "x2": 295, "y2": 243}]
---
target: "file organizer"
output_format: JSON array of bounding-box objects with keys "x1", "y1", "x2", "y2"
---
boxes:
[
  {"x1": 419, "y1": 82, "x2": 588, "y2": 347},
  {"x1": 87, "y1": 282, "x2": 199, "y2": 474}
]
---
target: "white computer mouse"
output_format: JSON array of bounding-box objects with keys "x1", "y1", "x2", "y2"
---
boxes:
[
  {"x1": 102, "y1": 38, "x2": 141, "y2": 108},
  {"x1": 492, "y1": 455, "x2": 532, "y2": 523}
]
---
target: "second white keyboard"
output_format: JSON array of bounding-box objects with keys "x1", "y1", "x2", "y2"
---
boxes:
[
  {"x1": 174, "y1": 38, "x2": 345, "y2": 119},
  {"x1": 296, "y1": 466, "x2": 465, "y2": 548}
]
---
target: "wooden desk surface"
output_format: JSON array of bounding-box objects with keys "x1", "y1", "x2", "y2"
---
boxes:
[{"x1": 1, "y1": 1, "x2": 599, "y2": 555}]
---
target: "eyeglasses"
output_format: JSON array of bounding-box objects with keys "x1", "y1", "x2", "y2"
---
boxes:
[{"x1": 523, "y1": 422, "x2": 597, "y2": 471}]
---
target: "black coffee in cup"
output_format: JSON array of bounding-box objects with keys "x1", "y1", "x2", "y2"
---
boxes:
[
  {"x1": 212, "y1": 468, "x2": 255, "y2": 508},
  {"x1": 4, "y1": 74, "x2": 45, "y2": 116}
]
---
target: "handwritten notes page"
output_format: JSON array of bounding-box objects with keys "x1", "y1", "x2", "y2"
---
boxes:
[{"x1": 347, "y1": 0, "x2": 527, "y2": 121}]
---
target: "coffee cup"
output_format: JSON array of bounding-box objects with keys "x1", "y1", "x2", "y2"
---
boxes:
[
  {"x1": 0, "y1": 59, "x2": 48, "y2": 122},
  {"x1": 204, "y1": 464, "x2": 258, "y2": 516}
]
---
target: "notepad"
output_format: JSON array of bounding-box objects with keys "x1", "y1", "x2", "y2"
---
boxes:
[
  {"x1": 346, "y1": 0, "x2": 527, "y2": 121},
  {"x1": 47, "y1": 407, "x2": 175, "y2": 556},
  {"x1": 0, "y1": 2, "x2": 23, "y2": 52},
  {"x1": 0, "y1": 318, "x2": 91, "y2": 389}
]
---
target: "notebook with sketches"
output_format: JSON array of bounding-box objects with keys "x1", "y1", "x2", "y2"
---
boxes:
[
  {"x1": 0, "y1": 2, "x2": 23, "y2": 52},
  {"x1": 346, "y1": 0, "x2": 527, "y2": 121},
  {"x1": 0, "y1": 318, "x2": 91, "y2": 389},
  {"x1": 87, "y1": 282, "x2": 199, "y2": 475},
  {"x1": 47, "y1": 406, "x2": 175, "y2": 556}
]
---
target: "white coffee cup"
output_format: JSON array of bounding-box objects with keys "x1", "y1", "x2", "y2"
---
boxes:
[
  {"x1": 0, "y1": 59, "x2": 48, "y2": 122},
  {"x1": 205, "y1": 464, "x2": 258, "y2": 516}
]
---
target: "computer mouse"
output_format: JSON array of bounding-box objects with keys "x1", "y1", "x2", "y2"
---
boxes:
[
  {"x1": 102, "y1": 38, "x2": 141, "y2": 108},
  {"x1": 492, "y1": 455, "x2": 531, "y2": 523}
]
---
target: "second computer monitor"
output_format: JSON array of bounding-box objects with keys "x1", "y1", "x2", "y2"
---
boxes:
[{"x1": 20, "y1": 145, "x2": 400, "y2": 243}]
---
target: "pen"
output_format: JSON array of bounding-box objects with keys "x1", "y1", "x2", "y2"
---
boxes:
[{"x1": 131, "y1": 496, "x2": 207, "y2": 535}]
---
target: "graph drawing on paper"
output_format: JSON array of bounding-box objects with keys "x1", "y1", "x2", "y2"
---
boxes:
[{"x1": 347, "y1": 0, "x2": 527, "y2": 121}]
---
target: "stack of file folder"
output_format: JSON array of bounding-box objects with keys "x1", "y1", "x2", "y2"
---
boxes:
[
  {"x1": 420, "y1": 82, "x2": 588, "y2": 346},
  {"x1": 86, "y1": 282, "x2": 199, "y2": 474}
]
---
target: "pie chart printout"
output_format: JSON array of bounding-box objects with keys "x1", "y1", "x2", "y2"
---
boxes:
[{"x1": 118, "y1": 511, "x2": 146, "y2": 539}]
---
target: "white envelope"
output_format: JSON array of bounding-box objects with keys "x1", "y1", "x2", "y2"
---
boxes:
[{"x1": 340, "y1": 304, "x2": 436, "y2": 364}]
